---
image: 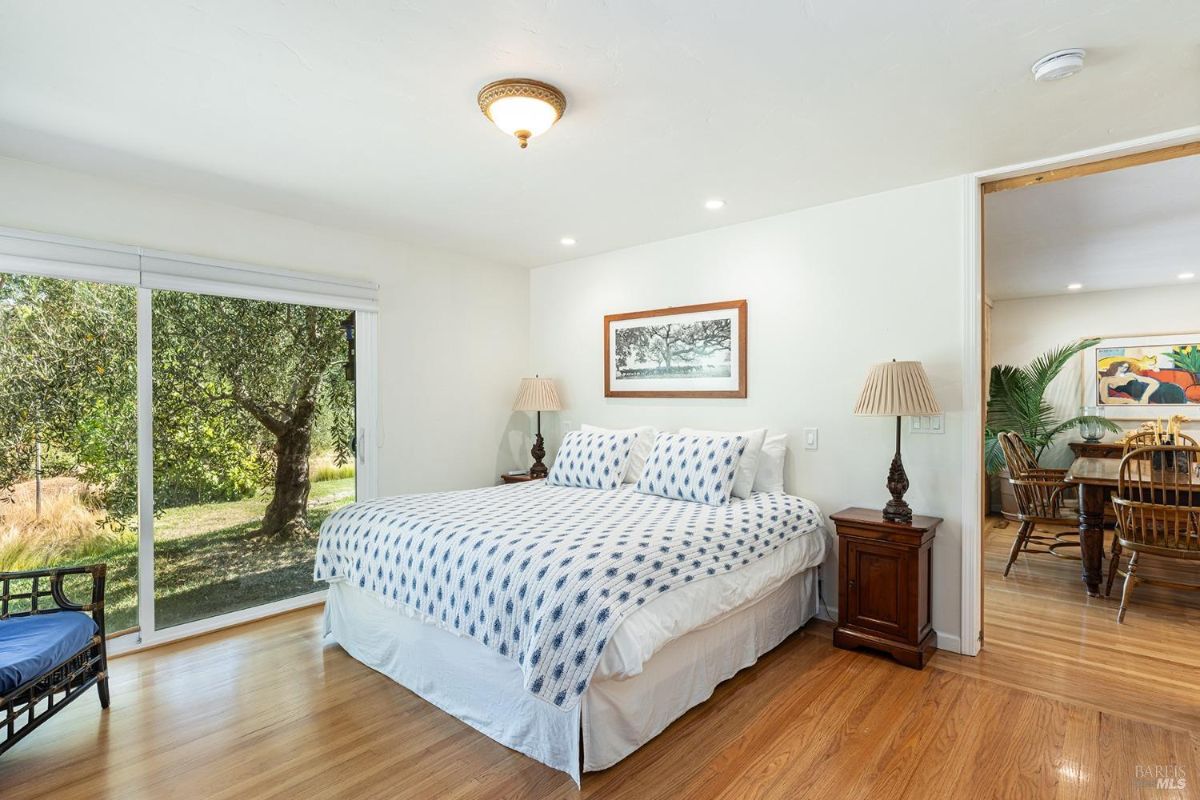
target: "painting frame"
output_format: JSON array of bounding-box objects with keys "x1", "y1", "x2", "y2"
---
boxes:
[
  {"x1": 604, "y1": 300, "x2": 747, "y2": 398},
  {"x1": 1082, "y1": 332, "x2": 1200, "y2": 420}
]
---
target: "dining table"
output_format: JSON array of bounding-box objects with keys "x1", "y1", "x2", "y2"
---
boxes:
[{"x1": 1063, "y1": 455, "x2": 1200, "y2": 597}]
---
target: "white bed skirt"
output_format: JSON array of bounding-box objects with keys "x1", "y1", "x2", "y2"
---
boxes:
[{"x1": 323, "y1": 569, "x2": 818, "y2": 783}]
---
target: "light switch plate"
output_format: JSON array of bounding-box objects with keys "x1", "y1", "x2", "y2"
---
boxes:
[
  {"x1": 910, "y1": 414, "x2": 945, "y2": 434},
  {"x1": 803, "y1": 427, "x2": 818, "y2": 450}
]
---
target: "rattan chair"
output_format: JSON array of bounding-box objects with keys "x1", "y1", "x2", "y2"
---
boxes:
[
  {"x1": 1107, "y1": 445, "x2": 1200, "y2": 622},
  {"x1": 997, "y1": 431, "x2": 1081, "y2": 576},
  {"x1": 1, "y1": 565, "x2": 109, "y2": 756}
]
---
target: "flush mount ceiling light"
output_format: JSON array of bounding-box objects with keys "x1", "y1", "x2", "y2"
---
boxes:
[
  {"x1": 1180, "y1": 272, "x2": 1196, "y2": 280},
  {"x1": 560, "y1": 237, "x2": 576, "y2": 246},
  {"x1": 478, "y1": 78, "x2": 567, "y2": 149},
  {"x1": 1067, "y1": 283, "x2": 1083, "y2": 291},
  {"x1": 704, "y1": 199, "x2": 726, "y2": 210},
  {"x1": 1032, "y1": 49, "x2": 1086, "y2": 82}
]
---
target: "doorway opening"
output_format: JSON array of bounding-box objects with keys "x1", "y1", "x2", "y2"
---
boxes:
[{"x1": 977, "y1": 140, "x2": 1200, "y2": 730}]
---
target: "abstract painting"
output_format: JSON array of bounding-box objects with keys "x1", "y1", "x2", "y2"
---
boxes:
[{"x1": 1084, "y1": 333, "x2": 1200, "y2": 419}]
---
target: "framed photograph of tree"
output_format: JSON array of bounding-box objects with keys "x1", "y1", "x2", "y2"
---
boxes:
[{"x1": 604, "y1": 300, "x2": 747, "y2": 398}]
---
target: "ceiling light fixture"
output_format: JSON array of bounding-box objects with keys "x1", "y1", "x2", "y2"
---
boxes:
[
  {"x1": 1067, "y1": 283, "x2": 1083, "y2": 291},
  {"x1": 1180, "y1": 272, "x2": 1196, "y2": 280},
  {"x1": 704, "y1": 199, "x2": 726, "y2": 210},
  {"x1": 560, "y1": 237, "x2": 576, "y2": 246},
  {"x1": 1032, "y1": 49, "x2": 1086, "y2": 82},
  {"x1": 478, "y1": 78, "x2": 566, "y2": 149}
]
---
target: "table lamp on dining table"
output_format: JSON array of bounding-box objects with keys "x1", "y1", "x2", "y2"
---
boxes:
[
  {"x1": 853, "y1": 360, "x2": 942, "y2": 524},
  {"x1": 513, "y1": 376, "x2": 563, "y2": 478}
]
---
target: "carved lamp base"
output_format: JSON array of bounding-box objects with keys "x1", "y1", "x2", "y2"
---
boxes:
[{"x1": 882, "y1": 416, "x2": 913, "y2": 525}]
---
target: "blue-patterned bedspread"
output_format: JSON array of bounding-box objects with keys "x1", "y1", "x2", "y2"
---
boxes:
[{"x1": 315, "y1": 482, "x2": 822, "y2": 710}]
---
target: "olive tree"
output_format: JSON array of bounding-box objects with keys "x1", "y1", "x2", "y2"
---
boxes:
[{"x1": 152, "y1": 292, "x2": 353, "y2": 538}]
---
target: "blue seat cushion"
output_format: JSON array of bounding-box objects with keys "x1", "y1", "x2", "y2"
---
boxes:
[{"x1": 0, "y1": 612, "x2": 98, "y2": 694}]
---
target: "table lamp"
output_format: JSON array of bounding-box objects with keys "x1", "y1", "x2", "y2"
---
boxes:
[
  {"x1": 513, "y1": 376, "x2": 563, "y2": 478},
  {"x1": 853, "y1": 360, "x2": 941, "y2": 524}
]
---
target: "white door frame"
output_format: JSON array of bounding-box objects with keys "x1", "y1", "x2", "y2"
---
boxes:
[{"x1": 958, "y1": 124, "x2": 1200, "y2": 656}]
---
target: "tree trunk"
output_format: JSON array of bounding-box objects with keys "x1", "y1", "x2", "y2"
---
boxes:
[{"x1": 258, "y1": 423, "x2": 312, "y2": 538}]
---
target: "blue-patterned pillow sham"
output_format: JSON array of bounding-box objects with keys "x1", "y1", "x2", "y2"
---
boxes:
[
  {"x1": 634, "y1": 432, "x2": 747, "y2": 505},
  {"x1": 546, "y1": 430, "x2": 636, "y2": 490}
]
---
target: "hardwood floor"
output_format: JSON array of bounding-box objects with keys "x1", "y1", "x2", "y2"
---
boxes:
[
  {"x1": 2, "y1": 531, "x2": 1197, "y2": 799},
  {"x1": 962, "y1": 516, "x2": 1200, "y2": 733}
]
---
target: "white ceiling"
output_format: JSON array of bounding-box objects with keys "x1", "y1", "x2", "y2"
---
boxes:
[
  {"x1": 985, "y1": 153, "x2": 1200, "y2": 300},
  {"x1": 0, "y1": 1, "x2": 1197, "y2": 268}
]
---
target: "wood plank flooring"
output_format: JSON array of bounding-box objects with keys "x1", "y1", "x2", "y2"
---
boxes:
[{"x1": 2, "y1": 520, "x2": 1196, "y2": 799}]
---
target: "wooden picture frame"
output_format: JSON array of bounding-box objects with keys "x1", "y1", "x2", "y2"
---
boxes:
[{"x1": 604, "y1": 300, "x2": 747, "y2": 398}]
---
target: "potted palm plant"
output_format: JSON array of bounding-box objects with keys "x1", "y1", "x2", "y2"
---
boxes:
[{"x1": 985, "y1": 338, "x2": 1121, "y2": 515}]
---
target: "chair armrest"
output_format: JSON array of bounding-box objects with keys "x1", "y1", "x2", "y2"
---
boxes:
[
  {"x1": 1026, "y1": 468, "x2": 1069, "y2": 479},
  {"x1": 0, "y1": 565, "x2": 106, "y2": 632}
]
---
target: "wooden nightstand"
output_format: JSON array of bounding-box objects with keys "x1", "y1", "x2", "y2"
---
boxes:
[
  {"x1": 500, "y1": 472, "x2": 544, "y2": 484},
  {"x1": 831, "y1": 507, "x2": 940, "y2": 669}
]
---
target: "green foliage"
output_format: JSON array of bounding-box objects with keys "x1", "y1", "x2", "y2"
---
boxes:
[
  {"x1": 0, "y1": 274, "x2": 356, "y2": 536},
  {"x1": 0, "y1": 274, "x2": 138, "y2": 516},
  {"x1": 1169, "y1": 345, "x2": 1200, "y2": 375},
  {"x1": 984, "y1": 338, "x2": 1121, "y2": 473}
]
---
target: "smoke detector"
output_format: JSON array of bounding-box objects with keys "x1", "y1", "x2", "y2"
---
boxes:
[{"x1": 1032, "y1": 49, "x2": 1086, "y2": 82}]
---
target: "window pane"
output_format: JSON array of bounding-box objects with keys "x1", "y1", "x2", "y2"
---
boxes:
[
  {"x1": 151, "y1": 291, "x2": 355, "y2": 628},
  {"x1": 0, "y1": 274, "x2": 138, "y2": 633}
]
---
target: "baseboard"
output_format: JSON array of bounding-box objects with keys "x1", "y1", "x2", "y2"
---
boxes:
[
  {"x1": 815, "y1": 609, "x2": 965, "y2": 656},
  {"x1": 936, "y1": 631, "x2": 962, "y2": 654}
]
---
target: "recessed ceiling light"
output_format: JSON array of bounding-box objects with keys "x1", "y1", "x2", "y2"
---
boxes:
[
  {"x1": 1067, "y1": 283, "x2": 1083, "y2": 291},
  {"x1": 704, "y1": 199, "x2": 726, "y2": 210},
  {"x1": 1032, "y1": 49, "x2": 1086, "y2": 82},
  {"x1": 1179, "y1": 272, "x2": 1195, "y2": 280},
  {"x1": 560, "y1": 237, "x2": 576, "y2": 246}
]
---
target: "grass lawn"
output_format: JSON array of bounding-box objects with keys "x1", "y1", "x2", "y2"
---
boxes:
[{"x1": 60, "y1": 478, "x2": 355, "y2": 633}]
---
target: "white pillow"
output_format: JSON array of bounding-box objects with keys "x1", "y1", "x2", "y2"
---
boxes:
[
  {"x1": 581, "y1": 424, "x2": 657, "y2": 483},
  {"x1": 679, "y1": 427, "x2": 766, "y2": 499},
  {"x1": 753, "y1": 433, "x2": 788, "y2": 493}
]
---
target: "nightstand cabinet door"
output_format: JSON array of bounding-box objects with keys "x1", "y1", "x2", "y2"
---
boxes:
[
  {"x1": 843, "y1": 538, "x2": 910, "y2": 640},
  {"x1": 831, "y1": 507, "x2": 940, "y2": 669}
]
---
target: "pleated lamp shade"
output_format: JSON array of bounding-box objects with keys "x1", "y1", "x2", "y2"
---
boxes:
[
  {"x1": 513, "y1": 377, "x2": 563, "y2": 412},
  {"x1": 853, "y1": 361, "x2": 941, "y2": 417}
]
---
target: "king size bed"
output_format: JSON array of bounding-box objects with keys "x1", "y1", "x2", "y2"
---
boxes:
[{"x1": 315, "y1": 431, "x2": 828, "y2": 782}]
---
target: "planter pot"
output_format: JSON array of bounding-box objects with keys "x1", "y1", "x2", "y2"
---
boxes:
[{"x1": 989, "y1": 470, "x2": 1020, "y2": 520}]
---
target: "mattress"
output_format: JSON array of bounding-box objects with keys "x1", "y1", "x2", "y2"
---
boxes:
[
  {"x1": 597, "y1": 526, "x2": 826, "y2": 678},
  {"x1": 315, "y1": 482, "x2": 826, "y2": 709}
]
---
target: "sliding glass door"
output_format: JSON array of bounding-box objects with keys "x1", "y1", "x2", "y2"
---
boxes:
[
  {"x1": 0, "y1": 227, "x2": 376, "y2": 645},
  {"x1": 150, "y1": 291, "x2": 357, "y2": 628},
  {"x1": 0, "y1": 274, "x2": 140, "y2": 633}
]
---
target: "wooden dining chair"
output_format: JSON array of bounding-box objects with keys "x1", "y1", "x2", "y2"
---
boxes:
[
  {"x1": 1107, "y1": 445, "x2": 1200, "y2": 623},
  {"x1": 997, "y1": 432, "x2": 1080, "y2": 576},
  {"x1": 1122, "y1": 430, "x2": 1198, "y2": 454}
]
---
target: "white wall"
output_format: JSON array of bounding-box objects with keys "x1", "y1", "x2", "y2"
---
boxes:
[
  {"x1": 0, "y1": 156, "x2": 531, "y2": 495},
  {"x1": 990, "y1": 283, "x2": 1200, "y2": 467},
  {"x1": 531, "y1": 178, "x2": 968, "y2": 648}
]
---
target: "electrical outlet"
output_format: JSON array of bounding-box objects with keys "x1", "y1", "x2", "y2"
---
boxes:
[
  {"x1": 803, "y1": 427, "x2": 818, "y2": 450},
  {"x1": 910, "y1": 414, "x2": 945, "y2": 434}
]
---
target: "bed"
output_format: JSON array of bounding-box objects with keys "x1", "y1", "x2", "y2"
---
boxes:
[{"x1": 315, "y1": 480, "x2": 828, "y2": 782}]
